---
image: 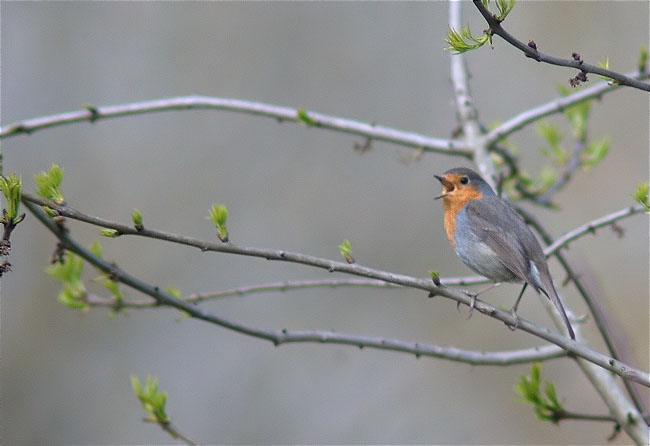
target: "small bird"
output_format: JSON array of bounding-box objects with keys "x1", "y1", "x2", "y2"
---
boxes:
[{"x1": 434, "y1": 167, "x2": 575, "y2": 339}]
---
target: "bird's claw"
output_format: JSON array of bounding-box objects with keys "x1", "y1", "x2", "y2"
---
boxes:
[
  {"x1": 505, "y1": 308, "x2": 520, "y2": 331},
  {"x1": 457, "y1": 290, "x2": 477, "y2": 319}
]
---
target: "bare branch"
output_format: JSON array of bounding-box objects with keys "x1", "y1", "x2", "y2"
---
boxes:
[
  {"x1": 472, "y1": 0, "x2": 650, "y2": 92},
  {"x1": 87, "y1": 277, "x2": 494, "y2": 308},
  {"x1": 21, "y1": 194, "x2": 650, "y2": 387},
  {"x1": 0, "y1": 96, "x2": 472, "y2": 157},
  {"x1": 486, "y1": 70, "x2": 650, "y2": 145},
  {"x1": 546, "y1": 205, "x2": 646, "y2": 254},
  {"x1": 449, "y1": 1, "x2": 497, "y2": 186}
]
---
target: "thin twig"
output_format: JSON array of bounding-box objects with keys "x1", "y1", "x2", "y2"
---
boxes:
[
  {"x1": 87, "y1": 277, "x2": 495, "y2": 308},
  {"x1": 473, "y1": 0, "x2": 650, "y2": 92},
  {"x1": 485, "y1": 70, "x2": 650, "y2": 146},
  {"x1": 21, "y1": 195, "x2": 650, "y2": 386},
  {"x1": 546, "y1": 205, "x2": 645, "y2": 254},
  {"x1": 0, "y1": 96, "x2": 472, "y2": 157},
  {"x1": 552, "y1": 410, "x2": 650, "y2": 424},
  {"x1": 157, "y1": 421, "x2": 198, "y2": 446}
]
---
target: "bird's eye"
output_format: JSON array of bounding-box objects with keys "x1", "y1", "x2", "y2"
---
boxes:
[{"x1": 460, "y1": 176, "x2": 469, "y2": 185}]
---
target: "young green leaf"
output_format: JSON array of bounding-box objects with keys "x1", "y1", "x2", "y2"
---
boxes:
[
  {"x1": 131, "y1": 208, "x2": 143, "y2": 230},
  {"x1": 103, "y1": 278, "x2": 123, "y2": 301},
  {"x1": 556, "y1": 84, "x2": 592, "y2": 139},
  {"x1": 90, "y1": 240, "x2": 103, "y2": 258},
  {"x1": 47, "y1": 251, "x2": 88, "y2": 310},
  {"x1": 166, "y1": 287, "x2": 182, "y2": 299},
  {"x1": 0, "y1": 174, "x2": 23, "y2": 222},
  {"x1": 515, "y1": 363, "x2": 565, "y2": 424},
  {"x1": 632, "y1": 182, "x2": 649, "y2": 211},
  {"x1": 131, "y1": 375, "x2": 170, "y2": 424},
  {"x1": 494, "y1": 0, "x2": 515, "y2": 21},
  {"x1": 100, "y1": 228, "x2": 120, "y2": 238},
  {"x1": 207, "y1": 204, "x2": 229, "y2": 242},
  {"x1": 638, "y1": 45, "x2": 648, "y2": 73},
  {"x1": 428, "y1": 270, "x2": 441, "y2": 286},
  {"x1": 537, "y1": 122, "x2": 567, "y2": 164},
  {"x1": 338, "y1": 239, "x2": 355, "y2": 264},
  {"x1": 34, "y1": 164, "x2": 65, "y2": 204},
  {"x1": 596, "y1": 57, "x2": 615, "y2": 83},
  {"x1": 445, "y1": 25, "x2": 490, "y2": 54},
  {"x1": 581, "y1": 138, "x2": 609, "y2": 167},
  {"x1": 297, "y1": 108, "x2": 316, "y2": 127}
]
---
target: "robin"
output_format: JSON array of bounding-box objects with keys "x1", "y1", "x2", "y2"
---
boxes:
[{"x1": 434, "y1": 167, "x2": 575, "y2": 339}]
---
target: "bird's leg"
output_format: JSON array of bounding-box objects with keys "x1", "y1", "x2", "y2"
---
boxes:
[
  {"x1": 506, "y1": 283, "x2": 527, "y2": 331},
  {"x1": 456, "y1": 282, "x2": 500, "y2": 319}
]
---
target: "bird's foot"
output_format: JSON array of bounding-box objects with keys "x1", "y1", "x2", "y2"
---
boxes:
[
  {"x1": 456, "y1": 290, "x2": 477, "y2": 319},
  {"x1": 505, "y1": 308, "x2": 520, "y2": 331}
]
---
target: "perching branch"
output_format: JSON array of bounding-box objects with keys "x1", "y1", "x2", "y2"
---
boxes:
[
  {"x1": 24, "y1": 200, "x2": 566, "y2": 367},
  {"x1": 472, "y1": 0, "x2": 650, "y2": 92},
  {"x1": 21, "y1": 194, "x2": 650, "y2": 387},
  {"x1": 0, "y1": 96, "x2": 471, "y2": 157},
  {"x1": 84, "y1": 200, "x2": 645, "y2": 311}
]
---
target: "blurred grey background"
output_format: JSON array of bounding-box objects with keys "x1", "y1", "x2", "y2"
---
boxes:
[{"x1": 1, "y1": 2, "x2": 648, "y2": 444}]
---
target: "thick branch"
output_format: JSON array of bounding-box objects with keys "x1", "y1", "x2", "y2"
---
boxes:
[
  {"x1": 449, "y1": 1, "x2": 496, "y2": 186},
  {"x1": 0, "y1": 96, "x2": 472, "y2": 157},
  {"x1": 473, "y1": 0, "x2": 650, "y2": 92},
  {"x1": 21, "y1": 194, "x2": 650, "y2": 387}
]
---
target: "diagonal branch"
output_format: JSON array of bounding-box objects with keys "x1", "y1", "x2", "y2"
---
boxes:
[
  {"x1": 516, "y1": 203, "x2": 648, "y2": 415},
  {"x1": 486, "y1": 70, "x2": 650, "y2": 146},
  {"x1": 0, "y1": 96, "x2": 472, "y2": 157},
  {"x1": 473, "y1": 0, "x2": 650, "y2": 92},
  {"x1": 21, "y1": 194, "x2": 650, "y2": 387},
  {"x1": 546, "y1": 205, "x2": 645, "y2": 254},
  {"x1": 24, "y1": 201, "x2": 566, "y2": 367}
]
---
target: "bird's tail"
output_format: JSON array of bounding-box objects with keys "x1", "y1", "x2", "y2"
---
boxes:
[{"x1": 540, "y1": 286, "x2": 575, "y2": 340}]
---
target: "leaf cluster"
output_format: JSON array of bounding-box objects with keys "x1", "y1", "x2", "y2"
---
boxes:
[
  {"x1": 0, "y1": 174, "x2": 24, "y2": 224},
  {"x1": 46, "y1": 251, "x2": 88, "y2": 310},
  {"x1": 131, "y1": 375, "x2": 170, "y2": 424},
  {"x1": 34, "y1": 164, "x2": 65, "y2": 204},
  {"x1": 515, "y1": 363, "x2": 565, "y2": 424}
]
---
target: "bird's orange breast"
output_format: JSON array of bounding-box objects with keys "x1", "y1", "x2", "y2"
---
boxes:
[{"x1": 441, "y1": 187, "x2": 483, "y2": 247}]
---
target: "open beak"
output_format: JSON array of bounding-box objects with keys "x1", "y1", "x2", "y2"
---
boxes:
[{"x1": 434, "y1": 174, "x2": 454, "y2": 200}]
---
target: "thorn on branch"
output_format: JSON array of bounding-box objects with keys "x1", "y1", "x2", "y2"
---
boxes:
[
  {"x1": 82, "y1": 105, "x2": 100, "y2": 123},
  {"x1": 610, "y1": 222, "x2": 625, "y2": 238},
  {"x1": 354, "y1": 135, "x2": 372, "y2": 154},
  {"x1": 527, "y1": 40, "x2": 537, "y2": 50}
]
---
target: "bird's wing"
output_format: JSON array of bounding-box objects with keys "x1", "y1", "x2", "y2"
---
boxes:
[{"x1": 463, "y1": 198, "x2": 532, "y2": 285}]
